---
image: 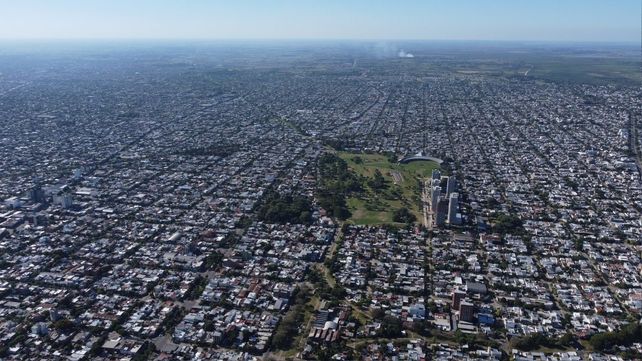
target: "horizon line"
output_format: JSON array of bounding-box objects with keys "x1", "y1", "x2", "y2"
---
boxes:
[{"x1": 0, "y1": 37, "x2": 639, "y2": 45}]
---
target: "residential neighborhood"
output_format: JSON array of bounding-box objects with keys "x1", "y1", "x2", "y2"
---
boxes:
[{"x1": 0, "y1": 40, "x2": 641, "y2": 360}]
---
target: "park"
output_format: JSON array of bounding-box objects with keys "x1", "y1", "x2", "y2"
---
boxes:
[{"x1": 335, "y1": 151, "x2": 441, "y2": 225}]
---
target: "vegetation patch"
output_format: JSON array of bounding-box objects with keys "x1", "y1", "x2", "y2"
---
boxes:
[
  {"x1": 333, "y1": 151, "x2": 439, "y2": 225},
  {"x1": 590, "y1": 323, "x2": 642, "y2": 352},
  {"x1": 271, "y1": 286, "x2": 312, "y2": 350},
  {"x1": 511, "y1": 332, "x2": 575, "y2": 352},
  {"x1": 492, "y1": 213, "x2": 525, "y2": 235},
  {"x1": 316, "y1": 153, "x2": 363, "y2": 220},
  {"x1": 257, "y1": 189, "x2": 313, "y2": 224}
]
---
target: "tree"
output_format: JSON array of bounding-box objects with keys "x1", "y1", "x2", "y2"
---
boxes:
[
  {"x1": 132, "y1": 342, "x2": 157, "y2": 361},
  {"x1": 204, "y1": 251, "x2": 224, "y2": 270},
  {"x1": 574, "y1": 238, "x2": 585, "y2": 251},
  {"x1": 316, "y1": 153, "x2": 361, "y2": 219},
  {"x1": 511, "y1": 333, "x2": 556, "y2": 351},
  {"x1": 257, "y1": 190, "x2": 313, "y2": 225},
  {"x1": 235, "y1": 215, "x2": 253, "y2": 229},
  {"x1": 271, "y1": 286, "x2": 311, "y2": 350},
  {"x1": 558, "y1": 332, "x2": 574, "y2": 346},
  {"x1": 393, "y1": 207, "x2": 416, "y2": 224},
  {"x1": 493, "y1": 214, "x2": 524, "y2": 235},
  {"x1": 380, "y1": 315, "x2": 403, "y2": 338},
  {"x1": 371, "y1": 308, "x2": 385, "y2": 320},
  {"x1": 53, "y1": 319, "x2": 77, "y2": 333},
  {"x1": 271, "y1": 306, "x2": 303, "y2": 349},
  {"x1": 333, "y1": 204, "x2": 352, "y2": 220},
  {"x1": 590, "y1": 323, "x2": 642, "y2": 351},
  {"x1": 368, "y1": 169, "x2": 387, "y2": 190}
]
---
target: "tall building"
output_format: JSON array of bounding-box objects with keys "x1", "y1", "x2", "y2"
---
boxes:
[
  {"x1": 452, "y1": 290, "x2": 466, "y2": 310},
  {"x1": 431, "y1": 169, "x2": 441, "y2": 181},
  {"x1": 435, "y1": 198, "x2": 448, "y2": 226},
  {"x1": 28, "y1": 184, "x2": 45, "y2": 204},
  {"x1": 446, "y1": 176, "x2": 457, "y2": 195},
  {"x1": 459, "y1": 301, "x2": 474, "y2": 323},
  {"x1": 61, "y1": 194, "x2": 73, "y2": 209},
  {"x1": 448, "y1": 192, "x2": 459, "y2": 224},
  {"x1": 53, "y1": 193, "x2": 73, "y2": 209},
  {"x1": 431, "y1": 186, "x2": 441, "y2": 213}
]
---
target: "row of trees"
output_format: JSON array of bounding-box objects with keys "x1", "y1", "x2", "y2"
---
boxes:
[
  {"x1": 510, "y1": 328, "x2": 642, "y2": 354},
  {"x1": 511, "y1": 332, "x2": 574, "y2": 351},
  {"x1": 271, "y1": 286, "x2": 312, "y2": 350},
  {"x1": 590, "y1": 323, "x2": 642, "y2": 351}
]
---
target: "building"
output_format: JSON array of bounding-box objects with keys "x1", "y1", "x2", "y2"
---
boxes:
[
  {"x1": 452, "y1": 290, "x2": 466, "y2": 310},
  {"x1": 448, "y1": 192, "x2": 459, "y2": 225},
  {"x1": 308, "y1": 308, "x2": 346, "y2": 344},
  {"x1": 432, "y1": 169, "x2": 441, "y2": 181},
  {"x1": 459, "y1": 301, "x2": 474, "y2": 323},
  {"x1": 28, "y1": 184, "x2": 46, "y2": 203},
  {"x1": 435, "y1": 198, "x2": 448, "y2": 226},
  {"x1": 466, "y1": 281, "x2": 488, "y2": 296},
  {"x1": 431, "y1": 186, "x2": 441, "y2": 213},
  {"x1": 409, "y1": 303, "x2": 426, "y2": 319},
  {"x1": 31, "y1": 322, "x2": 48, "y2": 337},
  {"x1": 478, "y1": 313, "x2": 495, "y2": 325},
  {"x1": 53, "y1": 193, "x2": 73, "y2": 209},
  {"x1": 446, "y1": 176, "x2": 456, "y2": 195},
  {"x1": 4, "y1": 196, "x2": 21, "y2": 209}
]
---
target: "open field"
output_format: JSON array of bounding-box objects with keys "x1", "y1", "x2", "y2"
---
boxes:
[
  {"x1": 337, "y1": 151, "x2": 440, "y2": 225},
  {"x1": 386, "y1": 43, "x2": 641, "y2": 87},
  {"x1": 523, "y1": 56, "x2": 641, "y2": 86}
]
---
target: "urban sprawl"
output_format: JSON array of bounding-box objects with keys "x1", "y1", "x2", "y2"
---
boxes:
[{"x1": 0, "y1": 43, "x2": 641, "y2": 361}]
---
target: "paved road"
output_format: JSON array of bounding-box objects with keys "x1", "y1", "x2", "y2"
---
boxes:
[{"x1": 422, "y1": 179, "x2": 433, "y2": 230}]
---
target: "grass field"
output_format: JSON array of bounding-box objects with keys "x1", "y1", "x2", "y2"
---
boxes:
[
  {"x1": 337, "y1": 151, "x2": 440, "y2": 225},
  {"x1": 524, "y1": 56, "x2": 641, "y2": 86},
  {"x1": 451, "y1": 54, "x2": 641, "y2": 87}
]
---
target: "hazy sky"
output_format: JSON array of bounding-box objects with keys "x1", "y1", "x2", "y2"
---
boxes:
[{"x1": 1, "y1": 0, "x2": 640, "y2": 42}]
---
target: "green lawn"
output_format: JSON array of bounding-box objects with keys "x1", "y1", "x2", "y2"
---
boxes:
[{"x1": 337, "y1": 152, "x2": 440, "y2": 225}]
